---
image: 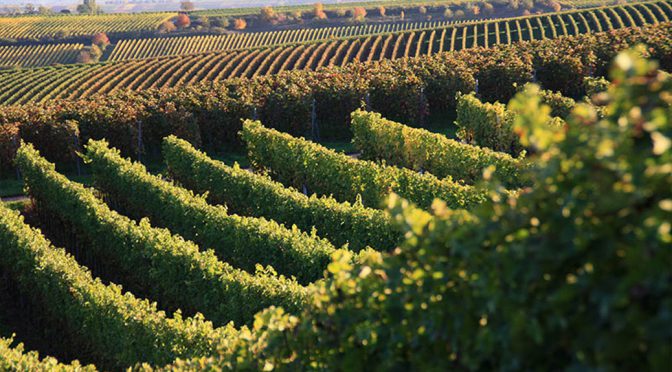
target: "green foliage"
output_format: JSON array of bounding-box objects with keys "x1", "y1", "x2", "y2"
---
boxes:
[
  {"x1": 160, "y1": 48, "x2": 672, "y2": 372},
  {"x1": 455, "y1": 92, "x2": 521, "y2": 155},
  {"x1": 583, "y1": 75, "x2": 610, "y2": 97},
  {"x1": 241, "y1": 119, "x2": 490, "y2": 210},
  {"x1": 456, "y1": 86, "x2": 569, "y2": 156},
  {"x1": 16, "y1": 143, "x2": 307, "y2": 327},
  {"x1": 0, "y1": 195, "x2": 234, "y2": 370},
  {"x1": 352, "y1": 109, "x2": 528, "y2": 188},
  {"x1": 163, "y1": 136, "x2": 401, "y2": 252},
  {"x1": 0, "y1": 337, "x2": 96, "y2": 371},
  {"x1": 535, "y1": 85, "x2": 576, "y2": 118},
  {"x1": 85, "y1": 139, "x2": 335, "y2": 285}
]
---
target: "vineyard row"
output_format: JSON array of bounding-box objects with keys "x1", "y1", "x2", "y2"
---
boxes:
[
  {"x1": 107, "y1": 18, "x2": 467, "y2": 62},
  {"x1": 0, "y1": 13, "x2": 173, "y2": 40},
  {"x1": 0, "y1": 42, "x2": 83, "y2": 68},
  {"x1": 0, "y1": 0, "x2": 668, "y2": 106}
]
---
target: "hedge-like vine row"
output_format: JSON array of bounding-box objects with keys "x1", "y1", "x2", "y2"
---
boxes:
[
  {"x1": 242, "y1": 120, "x2": 491, "y2": 210},
  {"x1": 455, "y1": 88, "x2": 572, "y2": 156},
  {"x1": 0, "y1": 184, "x2": 234, "y2": 369},
  {"x1": 84, "y1": 139, "x2": 336, "y2": 284},
  {"x1": 162, "y1": 136, "x2": 402, "y2": 252},
  {"x1": 0, "y1": 337, "x2": 96, "y2": 371},
  {"x1": 351, "y1": 110, "x2": 527, "y2": 188},
  {"x1": 1, "y1": 1, "x2": 669, "y2": 105},
  {"x1": 16, "y1": 142, "x2": 307, "y2": 327}
]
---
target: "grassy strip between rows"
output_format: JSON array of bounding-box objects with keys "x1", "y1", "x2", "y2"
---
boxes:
[
  {"x1": 351, "y1": 110, "x2": 528, "y2": 188},
  {"x1": 0, "y1": 193, "x2": 235, "y2": 370},
  {"x1": 163, "y1": 136, "x2": 402, "y2": 252},
  {"x1": 16, "y1": 142, "x2": 307, "y2": 328},
  {"x1": 241, "y1": 120, "x2": 493, "y2": 210},
  {"x1": 84, "y1": 139, "x2": 337, "y2": 285}
]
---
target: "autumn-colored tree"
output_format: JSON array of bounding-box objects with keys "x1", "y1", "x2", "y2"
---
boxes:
[
  {"x1": 175, "y1": 13, "x2": 191, "y2": 28},
  {"x1": 469, "y1": 5, "x2": 481, "y2": 16},
  {"x1": 378, "y1": 6, "x2": 386, "y2": 17},
  {"x1": 260, "y1": 6, "x2": 276, "y2": 22},
  {"x1": 314, "y1": 3, "x2": 327, "y2": 19},
  {"x1": 454, "y1": 9, "x2": 465, "y2": 19},
  {"x1": 353, "y1": 6, "x2": 366, "y2": 21},
  {"x1": 548, "y1": 0, "x2": 561, "y2": 12},
  {"x1": 400, "y1": 10, "x2": 405, "y2": 20},
  {"x1": 180, "y1": 1, "x2": 194, "y2": 11},
  {"x1": 483, "y1": 2, "x2": 495, "y2": 15},
  {"x1": 418, "y1": 5, "x2": 427, "y2": 14},
  {"x1": 444, "y1": 8, "x2": 453, "y2": 19},
  {"x1": 91, "y1": 32, "x2": 109, "y2": 50},
  {"x1": 233, "y1": 18, "x2": 247, "y2": 30},
  {"x1": 335, "y1": 8, "x2": 347, "y2": 17}
]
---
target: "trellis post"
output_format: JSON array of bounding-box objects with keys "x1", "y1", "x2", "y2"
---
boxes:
[
  {"x1": 310, "y1": 98, "x2": 320, "y2": 141},
  {"x1": 73, "y1": 134, "x2": 81, "y2": 177}
]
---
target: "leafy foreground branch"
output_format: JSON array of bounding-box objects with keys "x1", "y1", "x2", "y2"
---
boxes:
[{"x1": 148, "y1": 48, "x2": 671, "y2": 370}]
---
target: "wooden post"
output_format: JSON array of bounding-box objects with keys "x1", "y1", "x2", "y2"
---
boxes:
[
  {"x1": 73, "y1": 134, "x2": 81, "y2": 177},
  {"x1": 311, "y1": 98, "x2": 320, "y2": 141}
]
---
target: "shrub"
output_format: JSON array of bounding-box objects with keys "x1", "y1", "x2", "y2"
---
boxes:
[
  {"x1": 260, "y1": 6, "x2": 274, "y2": 20},
  {"x1": 233, "y1": 18, "x2": 247, "y2": 30},
  {"x1": 175, "y1": 13, "x2": 191, "y2": 28},
  {"x1": 353, "y1": 7, "x2": 367, "y2": 22},
  {"x1": 314, "y1": 2, "x2": 327, "y2": 19}
]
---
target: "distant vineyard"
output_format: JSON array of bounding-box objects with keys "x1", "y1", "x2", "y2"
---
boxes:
[
  {"x1": 0, "y1": 13, "x2": 173, "y2": 41},
  {"x1": 0, "y1": 43, "x2": 84, "y2": 68},
  {"x1": 108, "y1": 19, "x2": 467, "y2": 62},
  {"x1": 0, "y1": 1, "x2": 669, "y2": 106}
]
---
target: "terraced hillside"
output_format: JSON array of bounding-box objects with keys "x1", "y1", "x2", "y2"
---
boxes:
[
  {"x1": 108, "y1": 19, "x2": 466, "y2": 62},
  {"x1": 0, "y1": 13, "x2": 173, "y2": 41},
  {"x1": 0, "y1": 1, "x2": 669, "y2": 106}
]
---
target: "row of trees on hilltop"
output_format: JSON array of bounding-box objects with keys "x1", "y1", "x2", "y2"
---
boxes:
[{"x1": 167, "y1": 0, "x2": 578, "y2": 34}]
